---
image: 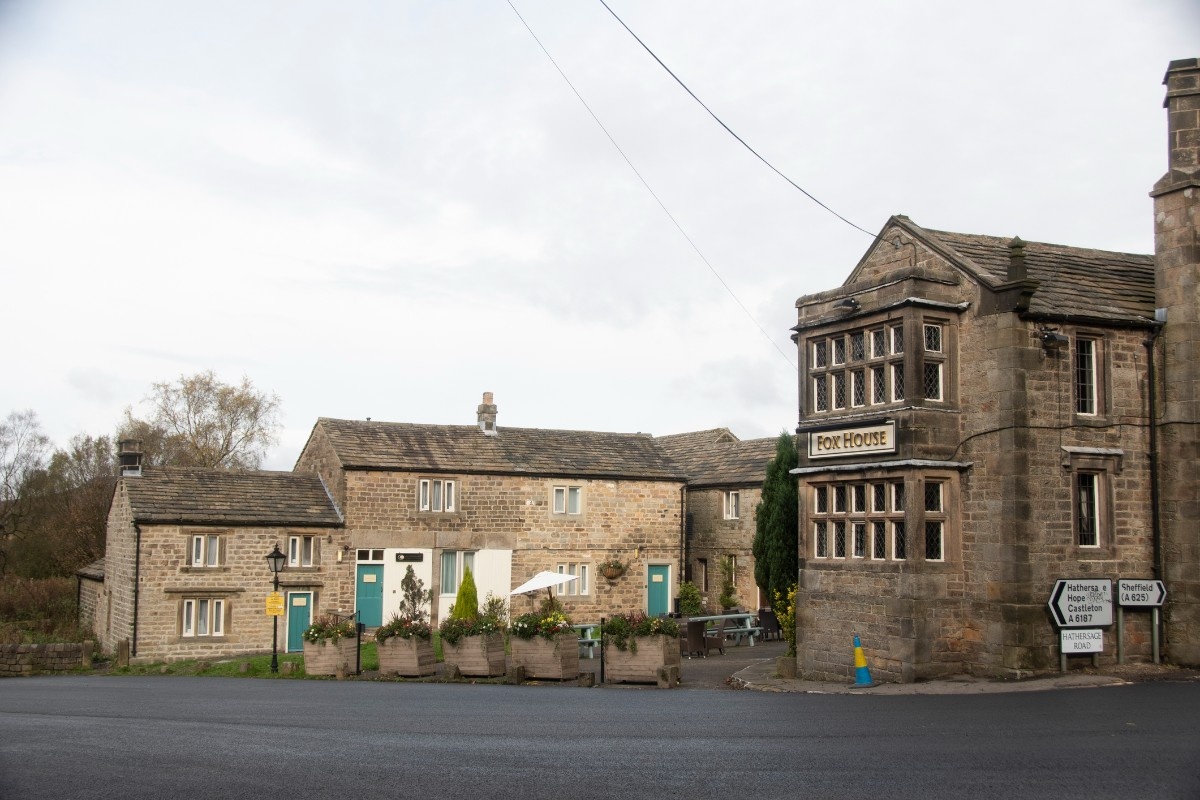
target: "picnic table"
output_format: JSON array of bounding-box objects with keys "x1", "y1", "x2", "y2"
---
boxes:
[
  {"x1": 686, "y1": 613, "x2": 762, "y2": 646},
  {"x1": 572, "y1": 623, "x2": 601, "y2": 658}
]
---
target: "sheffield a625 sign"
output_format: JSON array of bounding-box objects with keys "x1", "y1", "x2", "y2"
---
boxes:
[{"x1": 1048, "y1": 579, "x2": 1113, "y2": 627}]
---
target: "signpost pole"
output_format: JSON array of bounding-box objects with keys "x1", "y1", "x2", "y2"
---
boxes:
[
  {"x1": 1152, "y1": 608, "x2": 1161, "y2": 664},
  {"x1": 1117, "y1": 606, "x2": 1124, "y2": 665}
]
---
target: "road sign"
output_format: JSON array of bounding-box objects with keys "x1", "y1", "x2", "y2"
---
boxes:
[
  {"x1": 1061, "y1": 629, "x2": 1104, "y2": 653},
  {"x1": 1048, "y1": 579, "x2": 1112, "y2": 627},
  {"x1": 265, "y1": 591, "x2": 285, "y2": 617},
  {"x1": 1117, "y1": 579, "x2": 1166, "y2": 607}
]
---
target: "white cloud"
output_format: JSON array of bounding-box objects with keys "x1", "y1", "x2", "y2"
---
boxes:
[{"x1": 0, "y1": 0, "x2": 1194, "y2": 462}]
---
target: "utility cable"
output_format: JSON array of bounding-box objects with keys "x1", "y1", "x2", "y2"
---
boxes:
[
  {"x1": 507, "y1": 0, "x2": 796, "y2": 368},
  {"x1": 597, "y1": 0, "x2": 876, "y2": 239}
]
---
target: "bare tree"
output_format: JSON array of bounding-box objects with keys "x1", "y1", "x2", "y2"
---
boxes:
[
  {"x1": 0, "y1": 410, "x2": 51, "y2": 575},
  {"x1": 38, "y1": 435, "x2": 117, "y2": 573},
  {"x1": 120, "y1": 370, "x2": 281, "y2": 470}
]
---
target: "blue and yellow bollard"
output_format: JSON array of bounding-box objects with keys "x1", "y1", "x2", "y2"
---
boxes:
[{"x1": 852, "y1": 634, "x2": 875, "y2": 688}]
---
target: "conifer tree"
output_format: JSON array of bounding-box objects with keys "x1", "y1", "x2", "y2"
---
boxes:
[
  {"x1": 450, "y1": 565, "x2": 479, "y2": 621},
  {"x1": 752, "y1": 432, "x2": 799, "y2": 613}
]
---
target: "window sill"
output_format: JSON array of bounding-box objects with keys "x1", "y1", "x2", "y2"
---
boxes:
[{"x1": 180, "y1": 566, "x2": 231, "y2": 574}]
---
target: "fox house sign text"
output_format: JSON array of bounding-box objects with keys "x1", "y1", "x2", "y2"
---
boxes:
[{"x1": 807, "y1": 421, "x2": 897, "y2": 459}]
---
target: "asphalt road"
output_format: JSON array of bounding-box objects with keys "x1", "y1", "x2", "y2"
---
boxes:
[{"x1": 1, "y1": 675, "x2": 1197, "y2": 800}]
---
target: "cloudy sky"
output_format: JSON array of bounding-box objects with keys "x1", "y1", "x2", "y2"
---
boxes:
[{"x1": 1, "y1": 1, "x2": 1195, "y2": 469}]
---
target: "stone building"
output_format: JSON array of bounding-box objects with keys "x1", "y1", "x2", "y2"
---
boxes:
[
  {"x1": 293, "y1": 394, "x2": 690, "y2": 626},
  {"x1": 94, "y1": 467, "x2": 345, "y2": 662},
  {"x1": 87, "y1": 392, "x2": 771, "y2": 662},
  {"x1": 657, "y1": 429, "x2": 777, "y2": 611},
  {"x1": 789, "y1": 58, "x2": 1199, "y2": 682}
]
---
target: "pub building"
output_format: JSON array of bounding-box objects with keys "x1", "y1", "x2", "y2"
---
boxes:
[{"x1": 788, "y1": 58, "x2": 1200, "y2": 682}]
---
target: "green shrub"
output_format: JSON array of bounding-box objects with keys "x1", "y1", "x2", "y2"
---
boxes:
[
  {"x1": 601, "y1": 612, "x2": 679, "y2": 653},
  {"x1": 302, "y1": 614, "x2": 356, "y2": 645},
  {"x1": 775, "y1": 584, "x2": 797, "y2": 657},
  {"x1": 677, "y1": 581, "x2": 703, "y2": 616},
  {"x1": 0, "y1": 577, "x2": 91, "y2": 644},
  {"x1": 450, "y1": 566, "x2": 479, "y2": 621},
  {"x1": 718, "y1": 556, "x2": 738, "y2": 610}
]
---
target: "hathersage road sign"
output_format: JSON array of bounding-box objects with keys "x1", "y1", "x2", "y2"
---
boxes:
[
  {"x1": 1117, "y1": 579, "x2": 1166, "y2": 607},
  {"x1": 1061, "y1": 629, "x2": 1104, "y2": 653},
  {"x1": 1048, "y1": 579, "x2": 1113, "y2": 627}
]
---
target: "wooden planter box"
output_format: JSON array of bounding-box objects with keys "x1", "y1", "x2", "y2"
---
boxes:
[
  {"x1": 603, "y1": 634, "x2": 681, "y2": 684},
  {"x1": 509, "y1": 633, "x2": 581, "y2": 680},
  {"x1": 441, "y1": 632, "x2": 506, "y2": 677},
  {"x1": 302, "y1": 637, "x2": 358, "y2": 676},
  {"x1": 377, "y1": 636, "x2": 436, "y2": 677}
]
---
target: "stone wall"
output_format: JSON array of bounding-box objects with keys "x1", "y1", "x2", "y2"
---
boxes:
[
  {"x1": 684, "y1": 486, "x2": 762, "y2": 611},
  {"x1": 127, "y1": 522, "x2": 349, "y2": 663},
  {"x1": 1153, "y1": 58, "x2": 1200, "y2": 665},
  {"x1": 794, "y1": 225, "x2": 1158, "y2": 682},
  {"x1": 0, "y1": 642, "x2": 93, "y2": 677},
  {"x1": 291, "y1": 453, "x2": 687, "y2": 623},
  {"x1": 95, "y1": 481, "x2": 137, "y2": 655}
]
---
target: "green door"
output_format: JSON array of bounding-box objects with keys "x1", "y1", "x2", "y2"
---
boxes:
[
  {"x1": 356, "y1": 565, "x2": 384, "y2": 628},
  {"x1": 285, "y1": 592, "x2": 312, "y2": 653},
  {"x1": 647, "y1": 564, "x2": 671, "y2": 616}
]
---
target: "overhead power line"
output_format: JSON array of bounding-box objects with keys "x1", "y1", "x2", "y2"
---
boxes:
[
  {"x1": 506, "y1": 0, "x2": 796, "y2": 368},
  {"x1": 597, "y1": 0, "x2": 876, "y2": 239}
]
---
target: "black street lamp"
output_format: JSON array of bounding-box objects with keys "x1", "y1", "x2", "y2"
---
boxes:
[{"x1": 266, "y1": 544, "x2": 286, "y2": 673}]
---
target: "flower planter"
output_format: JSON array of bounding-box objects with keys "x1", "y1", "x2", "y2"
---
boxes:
[
  {"x1": 441, "y1": 632, "x2": 506, "y2": 677},
  {"x1": 603, "y1": 634, "x2": 681, "y2": 684},
  {"x1": 600, "y1": 566, "x2": 625, "y2": 580},
  {"x1": 509, "y1": 633, "x2": 580, "y2": 680},
  {"x1": 302, "y1": 637, "x2": 358, "y2": 676},
  {"x1": 377, "y1": 636, "x2": 436, "y2": 677}
]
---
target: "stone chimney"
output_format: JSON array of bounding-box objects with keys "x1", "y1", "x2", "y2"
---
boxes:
[
  {"x1": 1006, "y1": 236, "x2": 1027, "y2": 281},
  {"x1": 477, "y1": 392, "x2": 498, "y2": 435},
  {"x1": 117, "y1": 439, "x2": 143, "y2": 477},
  {"x1": 1151, "y1": 57, "x2": 1200, "y2": 665}
]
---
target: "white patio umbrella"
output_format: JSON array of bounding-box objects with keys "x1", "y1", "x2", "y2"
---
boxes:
[{"x1": 510, "y1": 570, "x2": 578, "y2": 606}]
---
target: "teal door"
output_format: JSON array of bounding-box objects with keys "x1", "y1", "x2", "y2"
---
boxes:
[
  {"x1": 356, "y1": 565, "x2": 384, "y2": 628},
  {"x1": 285, "y1": 592, "x2": 312, "y2": 652},
  {"x1": 647, "y1": 564, "x2": 671, "y2": 616}
]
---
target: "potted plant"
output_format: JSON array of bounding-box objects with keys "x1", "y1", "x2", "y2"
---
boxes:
[
  {"x1": 601, "y1": 611, "x2": 680, "y2": 684},
  {"x1": 598, "y1": 557, "x2": 626, "y2": 581},
  {"x1": 438, "y1": 567, "x2": 506, "y2": 677},
  {"x1": 302, "y1": 614, "x2": 358, "y2": 676},
  {"x1": 375, "y1": 566, "x2": 436, "y2": 677},
  {"x1": 677, "y1": 580, "x2": 703, "y2": 617},
  {"x1": 718, "y1": 555, "x2": 738, "y2": 610},
  {"x1": 508, "y1": 602, "x2": 579, "y2": 680}
]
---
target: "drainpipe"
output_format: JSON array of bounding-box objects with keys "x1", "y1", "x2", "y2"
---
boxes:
[
  {"x1": 132, "y1": 523, "x2": 142, "y2": 657},
  {"x1": 1144, "y1": 330, "x2": 1163, "y2": 581},
  {"x1": 1145, "y1": 329, "x2": 1164, "y2": 658},
  {"x1": 678, "y1": 486, "x2": 686, "y2": 585}
]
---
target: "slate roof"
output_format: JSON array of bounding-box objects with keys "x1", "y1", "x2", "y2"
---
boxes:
[
  {"x1": 122, "y1": 468, "x2": 343, "y2": 527},
  {"x1": 900, "y1": 219, "x2": 1156, "y2": 324},
  {"x1": 655, "y1": 429, "x2": 777, "y2": 487},
  {"x1": 76, "y1": 558, "x2": 104, "y2": 581},
  {"x1": 315, "y1": 418, "x2": 686, "y2": 481}
]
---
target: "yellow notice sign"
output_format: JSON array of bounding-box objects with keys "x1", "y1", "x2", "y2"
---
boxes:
[{"x1": 265, "y1": 591, "x2": 285, "y2": 617}]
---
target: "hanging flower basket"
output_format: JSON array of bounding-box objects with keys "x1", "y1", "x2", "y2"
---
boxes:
[{"x1": 599, "y1": 559, "x2": 627, "y2": 581}]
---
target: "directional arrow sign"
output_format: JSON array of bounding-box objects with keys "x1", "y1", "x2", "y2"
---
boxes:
[
  {"x1": 1048, "y1": 579, "x2": 1112, "y2": 627},
  {"x1": 1117, "y1": 579, "x2": 1166, "y2": 607}
]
